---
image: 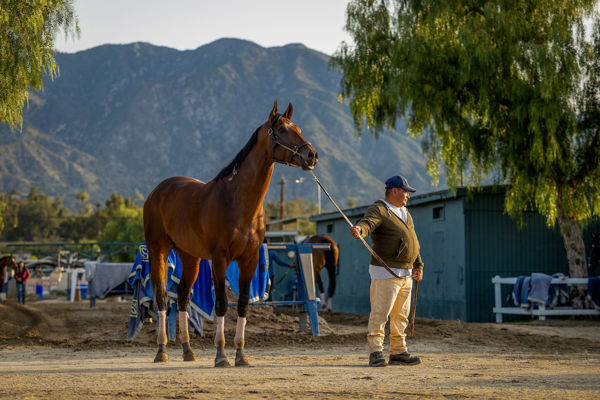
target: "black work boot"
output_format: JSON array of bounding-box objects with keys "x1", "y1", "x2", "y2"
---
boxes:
[
  {"x1": 368, "y1": 351, "x2": 387, "y2": 367},
  {"x1": 389, "y1": 352, "x2": 421, "y2": 365}
]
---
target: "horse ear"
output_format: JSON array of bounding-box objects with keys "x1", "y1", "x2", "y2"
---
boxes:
[
  {"x1": 269, "y1": 100, "x2": 278, "y2": 124},
  {"x1": 283, "y1": 102, "x2": 293, "y2": 120}
]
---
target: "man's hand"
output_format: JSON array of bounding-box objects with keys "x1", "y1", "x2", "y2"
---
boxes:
[
  {"x1": 350, "y1": 226, "x2": 362, "y2": 239},
  {"x1": 413, "y1": 268, "x2": 423, "y2": 282}
]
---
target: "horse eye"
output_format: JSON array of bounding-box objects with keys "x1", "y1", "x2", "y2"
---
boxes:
[{"x1": 278, "y1": 127, "x2": 286, "y2": 134}]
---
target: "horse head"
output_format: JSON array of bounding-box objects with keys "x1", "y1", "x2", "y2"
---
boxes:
[
  {"x1": 267, "y1": 101, "x2": 318, "y2": 170},
  {"x1": 1, "y1": 256, "x2": 17, "y2": 270}
]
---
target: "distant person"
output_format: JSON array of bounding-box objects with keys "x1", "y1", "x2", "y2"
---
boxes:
[
  {"x1": 350, "y1": 175, "x2": 424, "y2": 367},
  {"x1": 15, "y1": 262, "x2": 30, "y2": 304}
]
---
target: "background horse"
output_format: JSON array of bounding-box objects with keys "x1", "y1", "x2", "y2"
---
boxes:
[
  {"x1": 302, "y1": 234, "x2": 339, "y2": 311},
  {"x1": 143, "y1": 101, "x2": 318, "y2": 366},
  {"x1": 0, "y1": 256, "x2": 17, "y2": 302}
]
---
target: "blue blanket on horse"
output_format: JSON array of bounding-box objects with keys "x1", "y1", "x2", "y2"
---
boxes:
[{"x1": 127, "y1": 243, "x2": 270, "y2": 340}]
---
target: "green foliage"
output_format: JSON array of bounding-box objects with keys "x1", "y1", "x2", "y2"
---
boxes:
[
  {"x1": 264, "y1": 197, "x2": 318, "y2": 235},
  {"x1": 333, "y1": 0, "x2": 600, "y2": 228},
  {"x1": 0, "y1": 188, "x2": 143, "y2": 243},
  {"x1": 0, "y1": 0, "x2": 79, "y2": 129},
  {"x1": 75, "y1": 190, "x2": 89, "y2": 204},
  {"x1": 0, "y1": 186, "x2": 67, "y2": 241},
  {"x1": 99, "y1": 193, "x2": 144, "y2": 244}
]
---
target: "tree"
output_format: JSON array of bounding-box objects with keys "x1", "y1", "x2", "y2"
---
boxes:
[
  {"x1": 76, "y1": 190, "x2": 89, "y2": 204},
  {"x1": 1, "y1": 186, "x2": 67, "y2": 241},
  {"x1": 333, "y1": 0, "x2": 600, "y2": 280},
  {"x1": 0, "y1": 0, "x2": 79, "y2": 129}
]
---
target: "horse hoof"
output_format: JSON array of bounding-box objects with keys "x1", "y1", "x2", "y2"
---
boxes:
[
  {"x1": 235, "y1": 348, "x2": 250, "y2": 366},
  {"x1": 154, "y1": 351, "x2": 168, "y2": 363},
  {"x1": 183, "y1": 350, "x2": 197, "y2": 362},
  {"x1": 235, "y1": 356, "x2": 251, "y2": 367},
  {"x1": 215, "y1": 357, "x2": 231, "y2": 367}
]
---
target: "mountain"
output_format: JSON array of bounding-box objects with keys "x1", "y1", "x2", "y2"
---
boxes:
[{"x1": 0, "y1": 39, "x2": 440, "y2": 210}]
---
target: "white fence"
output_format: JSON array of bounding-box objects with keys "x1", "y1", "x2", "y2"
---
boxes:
[{"x1": 492, "y1": 275, "x2": 600, "y2": 323}]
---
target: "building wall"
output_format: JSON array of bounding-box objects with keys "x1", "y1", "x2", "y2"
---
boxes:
[
  {"x1": 410, "y1": 198, "x2": 467, "y2": 320},
  {"x1": 464, "y1": 192, "x2": 568, "y2": 322}
]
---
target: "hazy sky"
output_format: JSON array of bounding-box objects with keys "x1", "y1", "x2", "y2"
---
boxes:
[{"x1": 55, "y1": 0, "x2": 352, "y2": 55}]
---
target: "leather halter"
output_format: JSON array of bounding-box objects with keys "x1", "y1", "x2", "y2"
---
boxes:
[{"x1": 267, "y1": 121, "x2": 312, "y2": 166}]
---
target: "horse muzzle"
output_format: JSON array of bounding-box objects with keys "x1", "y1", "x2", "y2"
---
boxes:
[{"x1": 298, "y1": 147, "x2": 318, "y2": 171}]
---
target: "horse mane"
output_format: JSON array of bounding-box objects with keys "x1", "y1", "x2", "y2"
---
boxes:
[{"x1": 212, "y1": 126, "x2": 262, "y2": 181}]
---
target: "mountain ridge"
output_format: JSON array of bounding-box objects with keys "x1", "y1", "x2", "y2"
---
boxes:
[{"x1": 0, "y1": 39, "x2": 440, "y2": 209}]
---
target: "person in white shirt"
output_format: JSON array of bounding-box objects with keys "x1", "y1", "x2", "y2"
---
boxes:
[{"x1": 350, "y1": 175, "x2": 424, "y2": 367}]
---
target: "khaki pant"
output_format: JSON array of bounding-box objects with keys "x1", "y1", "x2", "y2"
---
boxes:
[{"x1": 367, "y1": 277, "x2": 413, "y2": 355}]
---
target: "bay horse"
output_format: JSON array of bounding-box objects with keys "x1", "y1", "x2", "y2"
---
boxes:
[
  {"x1": 0, "y1": 256, "x2": 17, "y2": 302},
  {"x1": 144, "y1": 101, "x2": 318, "y2": 366},
  {"x1": 302, "y1": 235, "x2": 339, "y2": 311}
]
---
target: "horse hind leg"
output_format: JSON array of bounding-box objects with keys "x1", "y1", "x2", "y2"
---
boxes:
[
  {"x1": 175, "y1": 250, "x2": 200, "y2": 362},
  {"x1": 325, "y1": 263, "x2": 337, "y2": 312},
  {"x1": 212, "y1": 256, "x2": 231, "y2": 367},
  {"x1": 148, "y1": 241, "x2": 169, "y2": 363}
]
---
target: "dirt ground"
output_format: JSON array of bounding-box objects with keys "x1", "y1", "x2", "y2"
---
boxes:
[{"x1": 0, "y1": 299, "x2": 599, "y2": 399}]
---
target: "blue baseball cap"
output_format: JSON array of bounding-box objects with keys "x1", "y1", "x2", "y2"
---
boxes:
[{"x1": 385, "y1": 175, "x2": 416, "y2": 192}]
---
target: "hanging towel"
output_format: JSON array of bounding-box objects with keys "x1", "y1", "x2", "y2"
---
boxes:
[
  {"x1": 520, "y1": 277, "x2": 532, "y2": 308},
  {"x1": 85, "y1": 262, "x2": 132, "y2": 299},
  {"x1": 528, "y1": 273, "x2": 552, "y2": 307},
  {"x1": 512, "y1": 276, "x2": 527, "y2": 306},
  {"x1": 548, "y1": 273, "x2": 570, "y2": 307},
  {"x1": 225, "y1": 244, "x2": 270, "y2": 303}
]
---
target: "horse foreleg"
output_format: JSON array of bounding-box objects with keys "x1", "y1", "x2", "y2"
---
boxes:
[
  {"x1": 234, "y1": 260, "x2": 256, "y2": 367},
  {"x1": 315, "y1": 273, "x2": 326, "y2": 310},
  {"x1": 212, "y1": 257, "x2": 230, "y2": 367},
  {"x1": 176, "y1": 252, "x2": 200, "y2": 362}
]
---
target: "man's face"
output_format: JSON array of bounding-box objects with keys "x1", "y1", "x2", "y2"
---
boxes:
[{"x1": 395, "y1": 188, "x2": 410, "y2": 206}]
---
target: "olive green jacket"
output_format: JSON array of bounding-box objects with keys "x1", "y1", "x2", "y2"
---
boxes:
[{"x1": 356, "y1": 200, "x2": 424, "y2": 270}]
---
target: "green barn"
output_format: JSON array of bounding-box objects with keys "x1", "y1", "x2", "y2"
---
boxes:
[{"x1": 311, "y1": 186, "x2": 599, "y2": 322}]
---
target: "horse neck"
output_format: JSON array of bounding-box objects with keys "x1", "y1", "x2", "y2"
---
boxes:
[{"x1": 227, "y1": 129, "x2": 274, "y2": 218}]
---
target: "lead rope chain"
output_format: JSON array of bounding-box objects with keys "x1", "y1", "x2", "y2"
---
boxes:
[{"x1": 309, "y1": 170, "x2": 419, "y2": 337}]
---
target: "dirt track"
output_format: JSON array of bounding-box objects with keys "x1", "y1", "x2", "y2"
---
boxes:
[{"x1": 1, "y1": 300, "x2": 599, "y2": 399}]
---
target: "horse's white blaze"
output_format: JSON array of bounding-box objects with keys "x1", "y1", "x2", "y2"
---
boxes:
[
  {"x1": 214, "y1": 316, "x2": 225, "y2": 347},
  {"x1": 157, "y1": 310, "x2": 167, "y2": 345},
  {"x1": 234, "y1": 317, "x2": 247, "y2": 349},
  {"x1": 178, "y1": 311, "x2": 189, "y2": 344}
]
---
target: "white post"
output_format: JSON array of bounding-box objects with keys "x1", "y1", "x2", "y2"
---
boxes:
[
  {"x1": 69, "y1": 270, "x2": 77, "y2": 302},
  {"x1": 493, "y1": 275, "x2": 502, "y2": 323},
  {"x1": 317, "y1": 184, "x2": 321, "y2": 214},
  {"x1": 539, "y1": 304, "x2": 546, "y2": 321}
]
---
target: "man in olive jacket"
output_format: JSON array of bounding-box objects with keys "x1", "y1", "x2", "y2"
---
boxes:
[{"x1": 350, "y1": 175, "x2": 424, "y2": 367}]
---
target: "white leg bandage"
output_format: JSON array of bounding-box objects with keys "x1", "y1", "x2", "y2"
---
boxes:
[
  {"x1": 327, "y1": 297, "x2": 333, "y2": 311},
  {"x1": 319, "y1": 293, "x2": 326, "y2": 309},
  {"x1": 178, "y1": 311, "x2": 189, "y2": 344},
  {"x1": 214, "y1": 316, "x2": 225, "y2": 347},
  {"x1": 234, "y1": 317, "x2": 247, "y2": 349},
  {"x1": 157, "y1": 310, "x2": 167, "y2": 345}
]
